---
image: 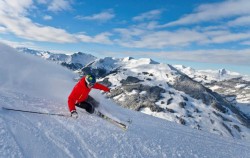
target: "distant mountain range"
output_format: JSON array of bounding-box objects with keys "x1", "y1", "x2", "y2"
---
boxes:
[
  {"x1": 16, "y1": 47, "x2": 96, "y2": 70},
  {"x1": 17, "y1": 47, "x2": 250, "y2": 140}
]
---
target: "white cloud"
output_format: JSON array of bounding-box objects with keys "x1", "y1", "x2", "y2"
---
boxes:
[
  {"x1": 133, "y1": 9, "x2": 163, "y2": 21},
  {"x1": 0, "y1": 13, "x2": 113, "y2": 44},
  {"x1": 76, "y1": 9, "x2": 115, "y2": 22},
  {"x1": 0, "y1": 1, "x2": 113, "y2": 44},
  {"x1": 48, "y1": 0, "x2": 73, "y2": 12},
  {"x1": 111, "y1": 49, "x2": 250, "y2": 66},
  {"x1": 228, "y1": 15, "x2": 250, "y2": 26},
  {"x1": 0, "y1": 38, "x2": 37, "y2": 49},
  {"x1": 0, "y1": 0, "x2": 33, "y2": 15},
  {"x1": 165, "y1": 0, "x2": 250, "y2": 26},
  {"x1": 0, "y1": 26, "x2": 7, "y2": 33},
  {"x1": 241, "y1": 40, "x2": 250, "y2": 45},
  {"x1": 113, "y1": 24, "x2": 250, "y2": 49},
  {"x1": 201, "y1": 30, "x2": 250, "y2": 44},
  {"x1": 92, "y1": 32, "x2": 113, "y2": 44},
  {"x1": 114, "y1": 27, "x2": 207, "y2": 48},
  {"x1": 2, "y1": 0, "x2": 248, "y2": 50},
  {"x1": 159, "y1": 49, "x2": 250, "y2": 66},
  {"x1": 36, "y1": 0, "x2": 73, "y2": 12},
  {"x1": 77, "y1": 32, "x2": 113, "y2": 44},
  {"x1": 43, "y1": 15, "x2": 53, "y2": 20},
  {"x1": 114, "y1": 28, "x2": 146, "y2": 39},
  {"x1": 0, "y1": 13, "x2": 77, "y2": 43}
]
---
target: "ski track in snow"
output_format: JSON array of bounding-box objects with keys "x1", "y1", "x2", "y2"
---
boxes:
[
  {"x1": 0, "y1": 116, "x2": 24, "y2": 158},
  {"x1": 56, "y1": 119, "x2": 98, "y2": 158},
  {"x1": 2, "y1": 108, "x2": 69, "y2": 158}
]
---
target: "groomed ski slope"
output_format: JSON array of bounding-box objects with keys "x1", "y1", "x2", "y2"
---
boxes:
[{"x1": 0, "y1": 43, "x2": 250, "y2": 158}]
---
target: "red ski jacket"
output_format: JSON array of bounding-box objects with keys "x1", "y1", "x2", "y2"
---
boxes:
[{"x1": 68, "y1": 77, "x2": 110, "y2": 112}]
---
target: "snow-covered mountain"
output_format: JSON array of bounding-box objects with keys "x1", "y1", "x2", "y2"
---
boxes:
[
  {"x1": 174, "y1": 65, "x2": 250, "y2": 118},
  {"x1": 16, "y1": 47, "x2": 97, "y2": 70},
  {"x1": 79, "y1": 57, "x2": 250, "y2": 140},
  {"x1": 1, "y1": 43, "x2": 250, "y2": 158},
  {"x1": 16, "y1": 47, "x2": 250, "y2": 141}
]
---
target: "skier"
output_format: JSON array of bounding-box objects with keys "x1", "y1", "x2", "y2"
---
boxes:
[{"x1": 68, "y1": 74, "x2": 110, "y2": 118}]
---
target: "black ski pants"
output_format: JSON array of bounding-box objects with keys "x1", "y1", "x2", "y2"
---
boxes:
[{"x1": 75, "y1": 96, "x2": 99, "y2": 114}]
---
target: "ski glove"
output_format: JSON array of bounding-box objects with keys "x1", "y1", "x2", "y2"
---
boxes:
[{"x1": 71, "y1": 110, "x2": 78, "y2": 119}]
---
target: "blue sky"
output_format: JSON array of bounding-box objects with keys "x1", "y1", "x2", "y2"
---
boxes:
[{"x1": 0, "y1": 0, "x2": 250, "y2": 75}]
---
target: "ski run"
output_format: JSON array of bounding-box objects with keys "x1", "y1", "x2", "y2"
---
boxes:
[{"x1": 0, "y1": 43, "x2": 250, "y2": 157}]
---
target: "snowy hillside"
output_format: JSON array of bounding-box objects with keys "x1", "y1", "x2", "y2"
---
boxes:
[
  {"x1": 1, "y1": 43, "x2": 250, "y2": 157},
  {"x1": 16, "y1": 47, "x2": 97, "y2": 70},
  {"x1": 175, "y1": 65, "x2": 250, "y2": 118},
  {"x1": 80, "y1": 57, "x2": 250, "y2": 141}
]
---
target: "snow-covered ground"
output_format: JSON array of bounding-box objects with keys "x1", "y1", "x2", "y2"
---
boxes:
[{"x1": 1, "y1": 43, "x2": 250, "y2": 157}]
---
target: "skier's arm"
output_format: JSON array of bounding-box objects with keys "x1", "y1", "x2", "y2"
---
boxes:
[
  {"x1": 68, "y1": 97, "x2": 76, "y2": 112},
  {"x1": 93, "y1": 83, "x2": 110, "y2": 92}
]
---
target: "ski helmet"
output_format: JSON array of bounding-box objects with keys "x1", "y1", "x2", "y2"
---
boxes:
[{"x1": 85, "y1": 74, "x2": 96, "y2": 86}]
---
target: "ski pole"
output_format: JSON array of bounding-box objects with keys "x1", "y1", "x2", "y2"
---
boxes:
[{"x1": 2, "y1": 107, "x2": 70, "y2": 117}]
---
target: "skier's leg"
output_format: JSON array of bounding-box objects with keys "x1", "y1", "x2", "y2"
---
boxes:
[
  {"x1": 85, "y1": 103, "x2": 95, "y2": 114},
  {"x1": 76, "y1": 102, "x2": 95, "y2": 114},
  {"x1": 85, "y1": 95, "x2": 99, "y2": 108}
]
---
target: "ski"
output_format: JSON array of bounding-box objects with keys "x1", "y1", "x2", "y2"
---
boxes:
[
  {"x1": 94, "y1": 110, "x2": 128, "y2": 130},
  {"x1": 2, "y1": 107, "x2": 70, "y2": 117}
]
